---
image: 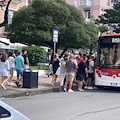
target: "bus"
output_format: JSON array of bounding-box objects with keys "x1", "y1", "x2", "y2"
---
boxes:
[{"x1": 95, "y1": 34, "x2": 120, "y2": 88}]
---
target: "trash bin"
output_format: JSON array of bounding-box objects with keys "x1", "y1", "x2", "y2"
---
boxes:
[{"x1": 23, "y1": 70, "x2": 38, "y2": 88}]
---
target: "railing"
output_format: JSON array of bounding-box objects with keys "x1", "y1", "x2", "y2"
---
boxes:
[
  {"x1": 85, "y1": 18, "x2": 91, "y2": 22},
  {"x1": 79, "y1": 0, "x2": 91, "y2": 7},
  {"x1": 12, "y1": 0, "x2": 21, "y2": 3}
]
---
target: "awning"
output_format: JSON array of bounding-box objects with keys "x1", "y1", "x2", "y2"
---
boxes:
[{"x1": 0, "y1": 38, "x2": 10, "y2": 45}]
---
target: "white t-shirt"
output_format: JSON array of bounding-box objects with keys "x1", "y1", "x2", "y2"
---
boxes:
[
  {"x1": 8, "y1": 56, "x2": 15, "y2": 68},
  {"x1": 88, "y1": 59, "x2": 94, "y2": 73},
  {"x1": 0, "y1": 60, "x2": 10, "y2": 70}
]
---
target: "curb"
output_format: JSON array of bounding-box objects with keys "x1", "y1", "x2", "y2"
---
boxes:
[{"x1": 0, "y1": 87, "x2": 60, "y2": 99}]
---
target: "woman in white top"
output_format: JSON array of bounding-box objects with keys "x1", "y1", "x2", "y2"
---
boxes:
[
  {"x1": 8, "y1": 52, "x2": 15, "y2": 85},
  {"x1": 60, "y1": 56, "x2": 68, "y2": 87},
  {"x1": 0, "y1": 53, "x2": 10, "y2": 89}
]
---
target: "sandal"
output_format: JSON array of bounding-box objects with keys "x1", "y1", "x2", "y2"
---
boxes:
[
  {"x1": 78, "y1": 89, "x2": 85, "y2": 92},
  {"x1": 1, "y1": 84, "x2": 7, "y2": 90}
]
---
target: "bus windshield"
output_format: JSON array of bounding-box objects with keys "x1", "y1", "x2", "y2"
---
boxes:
[{"x1": 98, "y1": 36, "x2": 120, "y2": 68}]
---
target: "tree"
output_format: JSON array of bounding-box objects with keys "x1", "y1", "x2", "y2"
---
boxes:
[
  {"x1": 95, "y1": 1, "x2": 120, "y2": 33},
  {"x1": 8, "y1": 0, "x2": 98, "y2": 50},
  {"x1": 85, "y1": 22, "x2": 99, "y2": 48},
  {"x1": 98, "y1": 25, "x2": 109, "y2": 35},
  {"x1": 24, "y1": 46, "x2": 46, "y2": 65},
  {"x1": 0, "y1": 0, "x2": 12, "y2": 27}
]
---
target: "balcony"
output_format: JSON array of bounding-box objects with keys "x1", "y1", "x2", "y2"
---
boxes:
[
  {"x1": 79, "y1": 0, "x2": 92, "y2": 8},
  {"x1": 12, "y1": 0, "x2": 21, "y2": 3},
  {"x1": 85, "y1": 18, "x2": 91, "y2": 22}
]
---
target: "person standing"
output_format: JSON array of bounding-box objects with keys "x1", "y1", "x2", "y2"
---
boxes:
[
  {"x1": 85, "y1": 56, "x2": 94, "y2": 89},
  {"x1": 48, "y1": 52, "x2": 53, "y2": 77},
  {"x1": 51, "y1": 53, "x2": 61, "y2": 86},
  {"x1": 0, "y1": 53, "x2": 10, "y2": 89},
  {"x1": 77, "y1": 56, "x2": 88, "y2": 91},
  {"x1": 22, "y1": 49, "x2": 29, "y2": 71},
  {"x1": 7, "y1": 52, "x2": 16, "y2": 86},
  {"x1": 64, "y1": 54, "x2": 77, "y2": 92},
  {"x1": 60, "y1": 56, "x2": 68, "y2": 87},
  {"x1": 79, "y1": 52, "x2": 83, "y2": 63},
  {"x1": 15, "y1": 51, "x2": 24, "y2": 87}
]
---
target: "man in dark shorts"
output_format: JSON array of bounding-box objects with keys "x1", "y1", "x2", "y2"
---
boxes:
[
  {"x1": 77, "y1": 56, "x2": 88, "y2": 91},
  {"x1": 85, "y1": 56, "x2": 94, "y2": 89}
]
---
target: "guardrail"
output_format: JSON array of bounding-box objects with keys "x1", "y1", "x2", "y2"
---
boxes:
[{"x1": 37, "y1": 63, "x2": 49, "y2": 69}]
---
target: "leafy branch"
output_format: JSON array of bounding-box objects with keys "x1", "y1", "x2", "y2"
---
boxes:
[{"x1": 0, "y1": 0, "x2": 12, "y2": 27}]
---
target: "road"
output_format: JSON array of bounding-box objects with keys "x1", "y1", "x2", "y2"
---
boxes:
[{"x1": 3, "y1": 89, "x2": 120, "y2": 120}]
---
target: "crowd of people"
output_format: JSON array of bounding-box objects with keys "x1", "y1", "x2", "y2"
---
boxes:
[
  {"x1": 0, "y1": 49, "x2": 29, "y2": 89},
  {"x1": 0, "y1": 48, "x2": 96, "y2": 92},
  {"x1": 50, "y1": 50, "x2": 97, "y2": 92}
]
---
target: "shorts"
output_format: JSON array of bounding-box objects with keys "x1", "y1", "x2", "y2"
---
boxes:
[
  {"x1": 10, "y1": 68, "x2": 14, "y2": 73},
  {"x1": 77, "y1": 74, "x2": 85, "y2": 81},
  {"x1": 88, "y1": 73, "x2": 94, "y2": 79},
  {"x1": 16, "y1": 69, "x2": 23, "y2": 77},
  {"x1": 24, "y1": 64, "x2": 29, "y2": 71},
  {"x1": 66, "y1": 73, "x2": 75, "y2": 81}
]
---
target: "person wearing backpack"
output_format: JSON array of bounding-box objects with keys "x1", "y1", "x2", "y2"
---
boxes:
[{"x1": 85, "y1": 56, "x2": 94, "y2": 89}]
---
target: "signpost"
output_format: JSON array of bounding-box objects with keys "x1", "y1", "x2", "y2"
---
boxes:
[{"x1": 53, "y1": 30, "x2": 58, "y2": 55}]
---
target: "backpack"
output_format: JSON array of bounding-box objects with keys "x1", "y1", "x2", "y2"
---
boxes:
[{"x1": 87, "y1": 59, "x2": 92, "y2": 70}]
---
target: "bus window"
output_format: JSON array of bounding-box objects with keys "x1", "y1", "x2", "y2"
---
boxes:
[
  {"x1": 115, "y1": 44, "x2": 120, "y2": 66},
  {"x1": 100, "y1": 44, "x2": 115, "y2": 68}
]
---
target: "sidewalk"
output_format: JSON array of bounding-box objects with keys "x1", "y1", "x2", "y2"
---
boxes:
[{"x1": 0, "y1": 75, "x2": 61, "y2": 98}]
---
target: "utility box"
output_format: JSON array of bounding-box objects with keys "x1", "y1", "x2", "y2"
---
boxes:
[{"x1": 23, "y1": 71, "x2": 38, "y2": 88}]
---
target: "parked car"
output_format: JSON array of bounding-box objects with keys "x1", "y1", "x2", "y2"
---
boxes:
[{"x1": 0, "y1": 100, "x2": 30, "y2": 120}]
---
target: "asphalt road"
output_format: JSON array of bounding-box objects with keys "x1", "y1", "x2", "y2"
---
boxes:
[{"x1": 3, "y1": 89, "x2": 120, "y2": 120}]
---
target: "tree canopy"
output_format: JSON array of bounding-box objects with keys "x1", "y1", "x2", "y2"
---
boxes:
[
  {"x1": 95, "y1": 1, "x2": 120, "y2": 33},
  {"x1": 98, "y1": 25, "x2": 109, "y2": 35},
  {"x1": 8, "y1": 0, "x2": 98, "y2": 49}
]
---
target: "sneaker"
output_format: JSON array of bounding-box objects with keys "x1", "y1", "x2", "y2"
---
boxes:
[
  {"x1": 10, "y1": 82, "x2": 14, "y2": 86},
  {"x1": 48, "y1": 74, "x2": 49, "y2": 77},
  {"x1": 84, "y1": 86, "x2": 88, "y2": 89},
  {"x1": 18, "y1": 84, "x2": 22, "y2": 87},
  {"x1": 15, "y1": 81, "x2": 19, "y2": 87},
  {"x1": 64, "y1": 88, "x2": 67, "y2": 92},
  {"x1": 88, "y1": 87, "x2": 93, "y2": 90},
  {"x1": 7, "y1": 81, "x2": 10, "y2": 86},
  {"x1": 68, "y1": 89, "x2": 74, "y2": 93}
]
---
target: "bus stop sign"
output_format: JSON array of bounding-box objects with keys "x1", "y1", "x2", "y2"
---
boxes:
[{"x1": 53, "y1": 30, "x2": 58, "y2": 43}]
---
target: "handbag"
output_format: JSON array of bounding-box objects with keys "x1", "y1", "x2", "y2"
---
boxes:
[{"x1": 55, "y1": 67, "x2": 61, "y2": 76}]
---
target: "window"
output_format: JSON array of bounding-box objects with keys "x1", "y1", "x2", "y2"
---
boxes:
[
  {"x1": 84, "y1": 10, "x2": 90, "y2": 19},
  {"x1": 107, "y1": 0, "x2": 110, "y2": 6},
  {"x1": 98, "y1": 37, "x2": 120, "y2": 68},
  {"x1": 8, "y1": 10, "x2": 14, "y2": 24},
  {"x1": 74, "y1": 0, "x2": 77, "y2": 7},
  {"x1": 0, "y1": 106, "x2": 11, "y2": 118}
]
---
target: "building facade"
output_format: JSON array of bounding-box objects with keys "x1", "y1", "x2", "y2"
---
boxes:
[
  {"x1": 66, "y1": 0, "x2": 112, "y2": 22},
  {"x1": 0, "y1": 0, "x2": 28, "y2": 36},
  {"x1": 0, "y1": 0, "x2": 29, "y2": 52}
]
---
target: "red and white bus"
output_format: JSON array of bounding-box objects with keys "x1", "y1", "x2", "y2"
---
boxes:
[{"x1": 95, "y1": 34, "x2": 120, "y2": 88}]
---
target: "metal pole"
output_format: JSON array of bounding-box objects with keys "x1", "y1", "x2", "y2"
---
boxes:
[{"x1": 54, "y1": 42, "x2": 56, "y2": 55}]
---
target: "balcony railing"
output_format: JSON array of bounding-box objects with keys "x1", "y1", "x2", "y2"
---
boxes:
[
  {"x1": 85, "y1": 18, "x2": 91, "y2": 22},
  {"x1": 79, "y1": 0, "x2": 91, "y2": 7},
  {"x1": 12, "y1": 0, "x2": 21, "y2": 3}
]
